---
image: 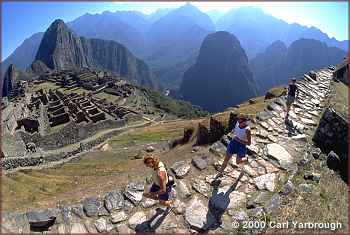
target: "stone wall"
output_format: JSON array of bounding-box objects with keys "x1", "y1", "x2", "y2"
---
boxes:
[
  {"x1": 3, "y1": 127, "x2": 123, "y2": 170},
  {"x1": 333, "y1": 63, "x2": 348, "y2": 85},
  {"x1": 196, "y1": 117, "x2": 226, "y2": 145},
  {"x1": 2, "y1": 121, "x2": 153, "y2": 171},
  {"x1": 18, "y1": 119, "x2": 126, "y2": 151},
  {"x1": 196, "y1": 113, "x2": 238, "y2": 145},
  {"x1": 313, "y1": 108, "x2": 348, "y2": 157}
]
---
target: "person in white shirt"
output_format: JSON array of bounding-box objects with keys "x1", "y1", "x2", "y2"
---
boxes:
[{"x1": 218, "y1": 114, "x2": 251, "y2": 177}]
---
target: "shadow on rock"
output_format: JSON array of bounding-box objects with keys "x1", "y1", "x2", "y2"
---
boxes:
[
  {"x1": 202, "y1": 171, "x2": 245, "y2": 233},
  {"x1": 284, "y1": 118, "x2": 298, "y2": 136},
  {"x1": 135, "y1": 207, "x2": 172, "y2": 233}
]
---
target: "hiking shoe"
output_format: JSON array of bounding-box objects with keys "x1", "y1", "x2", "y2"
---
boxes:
[
  {"x1": 164, "y1": 205, "x2": 174, "y2": 214},
  {"x1": 216, "y1": 172, "x2": 224, "y2": 178}
]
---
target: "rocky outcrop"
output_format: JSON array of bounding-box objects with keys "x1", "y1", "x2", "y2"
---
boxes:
[
  {"x1": 2, "y1": 64, "x2": 16, "y2": 97},
  {"x1": 180, "y1": 31, "x2": 258, "y2": 112},
  {"x1": 313, "y1": 108, "x2": 348, "y2": 177},
  {"x1": 35, "y1": 19, "x2": 159, "y2": 89},
  {"x1": 29, "y1": 60, "x2": 50, "y2": 75}
]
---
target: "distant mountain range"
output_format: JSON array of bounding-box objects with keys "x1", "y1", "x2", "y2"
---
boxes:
[
  {"x1": 216, "y1": 7, "x2": 348, "y2": 59},
  {"x1": 2, "y1": 4, "x2": 348, "y2": 95},
  {"x1": 34, "y1": 19, "x2": 159, "y2": 89},
  {"x1": 250, "y1": 38, "x2": 347, "y2": 94}
]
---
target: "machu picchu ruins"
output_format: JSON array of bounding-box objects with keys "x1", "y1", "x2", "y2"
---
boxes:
[
  {"x1": 1, "y1": 2, "x2": 348, "y2": 234},
  {"x1": 1, "y1": 67, "x2": 162, "y2": 170}
]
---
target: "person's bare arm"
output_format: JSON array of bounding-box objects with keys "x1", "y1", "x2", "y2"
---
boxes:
[
  {"x1": 246, "y1": 129, "x2": 251, "y2": 146},
  {"x1": 156, "y1": 171, "x2": 167, "y2": 196}
]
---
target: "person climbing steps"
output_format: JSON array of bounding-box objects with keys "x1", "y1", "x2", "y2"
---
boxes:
[{"x1": 216, "y1": 114, "x2": 252, "y2": 178}]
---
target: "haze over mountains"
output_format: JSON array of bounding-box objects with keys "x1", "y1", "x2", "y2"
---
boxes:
[
  {"x1": 2, "y1": 4, "x2": 347, "y2": 112},
  {"x1": 250, "y1": 39, "x2": 347, "y2": 94},
  {"x1": 35, "y1": 19, "x2": 159, "y2": 89},
  {"x1": 216, "y1": 7, "x2": 348, "y2": 59}
]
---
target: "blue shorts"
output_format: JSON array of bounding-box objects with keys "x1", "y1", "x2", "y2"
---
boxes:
[
  {"x1": 150, "y1": 183, "x2": 172, "y2": 201},
  {"x1": 226, "y1": 139, "x2": 247, "y2": 158}
]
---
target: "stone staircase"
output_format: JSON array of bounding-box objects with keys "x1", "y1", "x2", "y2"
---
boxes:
[{"x1": 1, "y1": 68, "x2": 335, "y2": 233}]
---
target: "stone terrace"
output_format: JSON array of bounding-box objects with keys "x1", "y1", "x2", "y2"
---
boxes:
[{"x1": 1, "y1": 67, "x2": 338, "y2": 233}]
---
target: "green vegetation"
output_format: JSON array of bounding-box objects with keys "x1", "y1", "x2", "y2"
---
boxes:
[
  {"x1": 108, "y1": 126, "x2": 183, "y2": 148},
  {"x1": 94, "y1": 91, "x2": 121, "y2": 103},
  {"x1": 2, "y1": 151, "x2": 136, "y2": 211},
  {"x1": 33, "y1": 81, "x2": 60, "y2": 92},
  {"x1": 273, "y1": 154, "x2": 348, "y2": 233},
  {"x1": 329, "y1": 81, "x2": 348, "y2": 119},
  {"x1": 138, "y1": 86, "x2": 209, "y2": 119},
  {"x1": 266, "y1": 86, "x2": 286, "y2": 98},
  {"x1": 2, "y1": 122, "x2": 185, "y2": 211}
]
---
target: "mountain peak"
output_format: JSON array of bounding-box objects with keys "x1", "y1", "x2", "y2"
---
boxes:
[
  {"x1": 177, "y1": 2, "x2": 200, "y2": 13},
  {"x1": 46, "y1": 19, "x2": 71, "y2": 34},
  {"x1": 180, "y1": 31, "x2": 258, "y2": 112},
  {"x1": 268, "y1": 40, "x2": 287, "y2": 51},
  {"x1": 50, "y1": 19, "x2": 66, "y2": 29}
]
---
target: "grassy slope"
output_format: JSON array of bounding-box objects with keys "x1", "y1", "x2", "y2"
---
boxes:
[
  {"x1": 330, "y1": 81, "x2": 348, "y2": 118},
  {"x1": 203, "y1": 86, "x2": 285, "y2": 128},
  {"x1": 138, "y1": 86, "x2": 209, "y2": 119},
  {"x1": 1, "y1": 121, "x2": 187, "y2": 211}
]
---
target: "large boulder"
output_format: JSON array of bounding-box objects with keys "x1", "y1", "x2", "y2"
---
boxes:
[
  {"x1": 104, "y1": 191, "x2": 124, "y2": 212},
  {"x1": 192, "y1": 155, "x2": 209, "y2": 170},
  {"x1": 83, "y1": 197, "x2": 102, "y2": 217},
  {"x1": 184, "y1": 197, "x2": 216, "y2": 231},
  {"x1": 171, "y1": 161, "x2": 191, "y2": 178},
  {"x1": 128, "y1": 211, "x2": 147, "y2": 230},
  {"x1": 254, "y1": 173, "x2": 277, "y2": 191},
  {"x1": 266, "y1": 143, "x2": 293, "y2": 169},
  {"x1": 26, "y1": 209, "x2": 56, "y2": 230},
  {"x1": 110, "y1": 211, "x2": 128, "y2": 224},
  {"x1": 210, "y1": 186, "x2": 247, "y2": 211},
  {"x1": 192, "y1": 180, "x2": 211, "y2": 197},
  {"x1": 70, "y1": 222, "x2": 88, "y2": 233},
  {"x1": 124, "y1": 182, "x2": 145, "y2": 205},
  {"x1": 177, "y1": 180, "x2": 192, "y2": 198}
]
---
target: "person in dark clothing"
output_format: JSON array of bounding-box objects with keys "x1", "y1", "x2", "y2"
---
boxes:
[{"x1": 285, "y1": 78, "x2": 299, "y2": 119}]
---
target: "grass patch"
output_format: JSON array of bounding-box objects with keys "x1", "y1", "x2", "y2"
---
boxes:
[
  {"x1": 108, "y1": 127, "x2": 183, "y2": 148},
  {"x1": 137, "y1": 86, "x2": 209, "y2": 119},
  {"x1": 94, "y1": 91, "x2": 121, "y2": 103},
  {"x1": 273, "y1": 155, "x2": 348, "y2": 233},
  {"x1": 60, "y1": 87, "x2": 89, "y2": 95},
  {"x1": 2, "y1": 151, "x2": 134, "y2": 212},
  {"x1": 207, "y1": 93, "x2": 277, "y2": 131},
  {"x1": 330, "y1": 81, "x2": 348, "y2": 118},
  {"x1": 33, "y1": 81, "x2": 60, "y2": 92},
  {"x1": 266, "y1": 86, "x2": 286, "y2": 97}
]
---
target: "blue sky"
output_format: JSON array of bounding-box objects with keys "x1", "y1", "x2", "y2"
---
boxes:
[{"x1": 2, "y1": 1, "x2": 348, "y2": 60}]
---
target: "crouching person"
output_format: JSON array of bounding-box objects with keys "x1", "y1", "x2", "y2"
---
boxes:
[{"x1": 143, "y1": 155, "x2": 173, "y2": 207}]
